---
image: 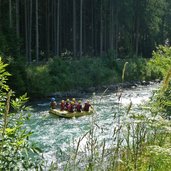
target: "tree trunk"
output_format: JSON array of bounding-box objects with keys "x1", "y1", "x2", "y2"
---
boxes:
[
  {"x1": 25, "y1": 0, "x2": 28, "y2": 61},
  {"x1": 160, "y1": 15, "x2": 165, "y2": 44},
  {"x1": 115, "y1": 0, "x2": 119, "y2": 57},
  {"x1": 133, "y1": 0, "x2": 141, "y2": 57},
  {"x1": 103, "y1": 1, "x2": 107, "y2": 54},
  {"x1": 134, "y1": 0, "x2": 140, "y2": 57},
  {"x1": 54, "y1": 0, "x2": 57, "y2": 55},
  {"x1": 0, "y1": 0, "x2": 1, "y2": 31},
  {"x1": 35, "y1": 0, "x2": 39, "y2": 62},
  {"x1": 73, "y1": 0, "x2": 76, "y2": 57},
  {"x1": 79, "y1": 0, "x2": 83, "y2": 58},
  {"x1": 135, "y1": 17, "x2": 139, "y2": 56},
  {"x1": 109, "y1": 0, "x2": 114, "y2": 51},
  {"x1": 28, "y1": 0, "x2": 32, "y2": 63},
  {"x1": 9, "y1": 0, "x2": 12, "y2": 28},
  {"x1": 46, "y1": 0, "x2": 50, "y2": 59},
  {"x1": 57, "y1": 0, "x2": 60, "y2": 56},
  {"x1": 100, "y1": 0, "x2": 103, "y2": 57},
  {"x1": 91, "y1": 1, "x2": 94, "y2": 55},
  {"x1": 16, "y1": 0, "x2": 19, "y2": 39}
]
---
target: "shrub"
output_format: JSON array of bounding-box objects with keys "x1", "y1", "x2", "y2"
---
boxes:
[
  {"x1": 148, "y1": 45, "x2": 171, "y2": 79},
  {"x1": 26, "y1": 64, "x2": 52, "y2": 97},
  {"x1": 0, "y1": 57, "x2": 44, "y2": 170}
]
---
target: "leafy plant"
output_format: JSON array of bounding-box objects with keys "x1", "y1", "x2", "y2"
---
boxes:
[
  {"x1": 148, "y1": 45, "x2": 171, "y2": 79},
  {"x1": 0, "y1": 57, "x2": 44, "y2": 170}
]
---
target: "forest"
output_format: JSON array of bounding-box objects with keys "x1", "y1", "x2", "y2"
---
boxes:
[
  {"x1": 0, "y1": 0, "x2": 171, "y2": 60},
  {"x1": 0, "y1": 0, "x2": 171, "y2": 97}
]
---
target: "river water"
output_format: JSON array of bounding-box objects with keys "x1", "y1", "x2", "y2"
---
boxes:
[{"x1": 25, "y1": 82, "x2": 160, "y2": 168}]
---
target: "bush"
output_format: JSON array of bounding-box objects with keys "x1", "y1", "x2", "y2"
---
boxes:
[
  {"x1": 112, "y1": 57, "x2": 150, "y2": 82},
  {"x1": 24, "y1": 56, "x2": 157, "y2": 97},
  {"x1": 148, "y1": 45, "x2": 171, "y2": 79},
  {"x1": 6, "y1": 56, "x2": 27, "y2": 95},
  {"x1": 0, "y1": 57, "x2": 44, "y2": 170},
  {"x1": 48, "y1": 57, "x2": 115, "y2": 91},
  {"x1": 10, "y1": 49, "x2": 171, "y2": 98},
  {"x1": 26, "y1": 64, "x2": 52, "y2": 97}
]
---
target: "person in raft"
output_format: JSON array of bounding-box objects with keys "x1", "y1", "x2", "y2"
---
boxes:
[
  {"x1": 65, "y1": 99, "x2": 70, "y2": 110},
  {"x1": 60, "y1": 100, "x2": 65, "y2": 111},
  {"x1": 72, "y1": 98, "x2": 77, "y2": 109},
  {"x1": 76, "y1": 100, "x2": 82, "y2": 112},
  {"x1": 68, "y1": 101, "x2": 74, "y2": 113},
  {"x1": 83, "y1": 100, "x2": 91, "y2": 111},
  {"x1": 50, "y1": 97, "x2": 57, "y2": 109}
]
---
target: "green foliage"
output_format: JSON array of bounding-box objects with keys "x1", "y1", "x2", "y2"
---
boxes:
[
  {"x1": 148, "y1": 45, "x2": 171, "y2": 79},
  {"x1": 6, "y1": 46, "x2": 171, "y2": 98},
  {"x1": 147, "y1": 46, "x2": 171, "y2": 116},
  {"x1": 23, "y1": 56, "x2": 161, "y2": 97},
  {"x1": 0, "y1": 58, "x2": 44, "y2": 170},
  {"x1": 0, "y1": 28, "x2": 20, "y2": 57},
  {"x1": 150, "y1": 68, "x2": 171, "y2": 117},
  {"x1": 74, "y1": 58, "x2": 114, "y2": 87},
  {"x1": 145, "y1": 0, "x2": 166, "y2": 35},
  {"x1": 48, "y1": 58, "x2": 72, "y2": 91},
  {"x1": 6, "y1": 56, "x2": 27, "y2": 95},
  {"x1": 0, "y1": 33, "x2": 8, "y2": 56},
  {"x1": 26, "y1": 64, "x2": 52, "y2": 97},
  {"x1": 112, "y1": 57, "x2": 151, "y2": 82},
  {"x1": 0, "y1": 57, "x2": 11, "y2": 92},
  {"x1": 26, "y1": 57, "x2": 115, "y2": 96},
  {"x1": 147, "y1": 146, "x2": 171, "y2": 171}
]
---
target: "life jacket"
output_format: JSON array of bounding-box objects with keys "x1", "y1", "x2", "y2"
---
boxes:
[
  {"x1": 76, "y1": 104, "x2": 82, "y2": 112},
  {"x1": 68, "y1": 104, "x2": 74, "y2": 113},
  {"x1": 60, "y1": 102, "x2": 65, "y2": 111},
  {"x1": 72, "y1": 101, "x2": 77, "y2": 109},
  {"x1": 65, "y1": 102, "x2": 69, "y2": 110},
  {"x1": 83, "y1": 103, "x2": 91, "y2": 111}
]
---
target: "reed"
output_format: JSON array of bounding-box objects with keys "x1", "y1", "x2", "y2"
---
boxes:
[
  {"x1": 122, "y1": 62, "x2": 128, "y2": 82},
  {"x1": 2, "y1": 90, "x2": 12, "y2": 136}
]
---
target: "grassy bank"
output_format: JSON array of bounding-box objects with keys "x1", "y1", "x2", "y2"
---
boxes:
[
  {"x1": 6, "y1": 46, "x2": 171, "y2": 98},
  {"x1": 24, "y1": 57, "x2": 151, "y2": 98}
]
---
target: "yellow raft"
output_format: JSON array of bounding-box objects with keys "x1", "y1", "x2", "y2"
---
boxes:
[{"x1": 49, "y1": 108, "x2": 93, "y2": 118}]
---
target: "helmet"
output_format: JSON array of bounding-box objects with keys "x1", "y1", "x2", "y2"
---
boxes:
[
  {"x1": 71, "y1": 101, "x2": 74, "y2": 105},
  {"x1": 87, "y1": 100, "x2": 90, "y2": 104},
  {"x1": 78, "y1": 100, "x2": 81, "y2": 104},
  {"x1": 66, "y1": 99, "x2": 70, "y2": 102},
  {"x1": 72, "y1": 98, "x2": 76, "y2": 101},
  {"x1": 51, "y1": 97, "x2": 55, "y2": 101},
  {"x1": 61, "y1": 100, "x2": 65, "y2": 103}
]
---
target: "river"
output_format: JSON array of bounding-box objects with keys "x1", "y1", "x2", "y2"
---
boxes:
[{"x1": 25, "y1": 82, "x2": 160, "y2": 168}]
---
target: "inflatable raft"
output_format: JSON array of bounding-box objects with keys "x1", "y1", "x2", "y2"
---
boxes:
[{"x1": 49, "y1": 108, "x2": 93, "y2": 118}]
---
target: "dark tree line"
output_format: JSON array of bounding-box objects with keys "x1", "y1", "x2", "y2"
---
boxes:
[{"x1": 0, "y1": 0, "x2": 171, "y2": 63}]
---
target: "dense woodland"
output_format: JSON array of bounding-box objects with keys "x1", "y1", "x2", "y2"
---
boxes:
[
  {"x1": 0, "y1": 0, "x2": 171, "y2": 97},
  {"x1": 0, "y1": 0, "x2": 171, "y2": 62}
]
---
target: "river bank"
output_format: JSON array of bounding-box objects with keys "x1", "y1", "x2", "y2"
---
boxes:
[{"x1": 48, "y1": 79, "x2": 161, "y2": 100}]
